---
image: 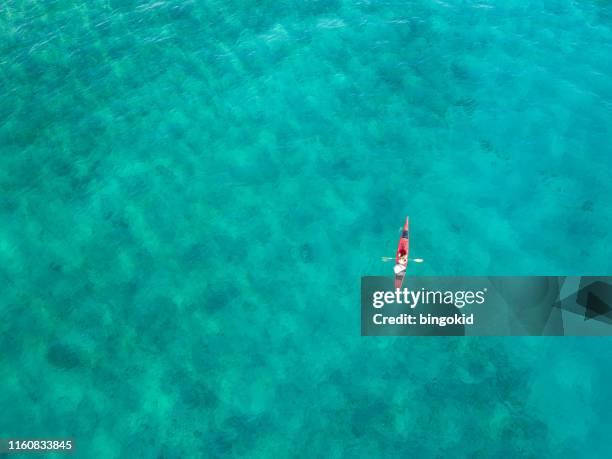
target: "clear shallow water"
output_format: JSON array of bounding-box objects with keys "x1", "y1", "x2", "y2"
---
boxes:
[{"x1": 0, "y1": 0, "x2": 611, "y2": 457}]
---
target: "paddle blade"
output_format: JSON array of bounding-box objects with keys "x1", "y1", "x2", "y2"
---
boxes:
[{"x1": 413, "y1": 258, "x2": 424, "y2": 263}]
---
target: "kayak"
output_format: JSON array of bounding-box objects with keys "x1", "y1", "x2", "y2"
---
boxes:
[{"x1": 394, "y1": 217, "x2": 410, "y2": 289}]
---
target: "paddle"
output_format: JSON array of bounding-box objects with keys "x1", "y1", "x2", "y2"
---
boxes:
[{"x1": 381, "y1": 257, "x2": 424, "y2": 263}]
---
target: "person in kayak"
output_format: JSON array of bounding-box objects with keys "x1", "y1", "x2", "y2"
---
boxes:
[{"x1": 395, "y1": 249, "x2": 408, "y2": 274}]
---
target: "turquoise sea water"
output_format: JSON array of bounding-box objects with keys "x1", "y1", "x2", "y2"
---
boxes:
[{"x1": 1, "y1": 0, "x2": 611, "y2": 457}]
